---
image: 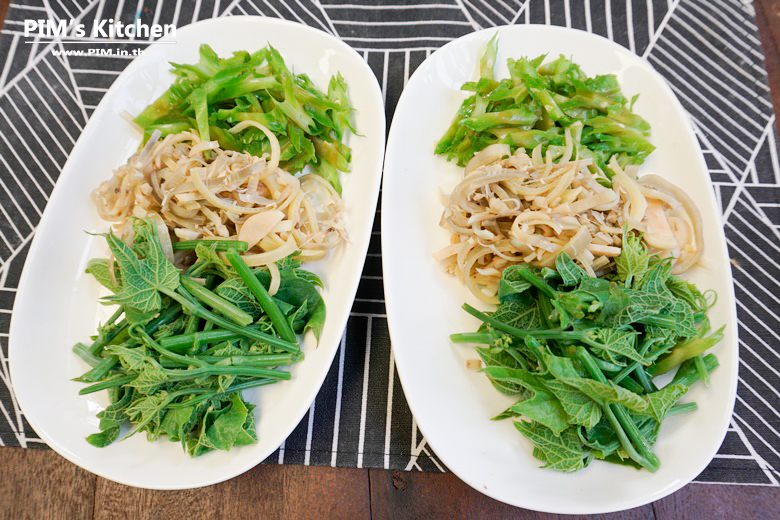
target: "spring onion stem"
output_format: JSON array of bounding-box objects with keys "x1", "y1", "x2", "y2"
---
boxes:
[
  {"x1": 575, "y1": 347, "x2": 660, "y2": 472},
  {"x1": 180, "y1": 276, "x2": 253, "y2": 327},
  {"x1": 78, "y1": 375, "x2": 135, "y2": 395},
  {"x1": 225, "y1": 249, "x2": 297, "y2": 344},
  {"x1": 162, "y1": 287, "x2": 299, "y2": 353},
  {"x1": 172, "y1": 239, "x2": 248, "y2": 252}
]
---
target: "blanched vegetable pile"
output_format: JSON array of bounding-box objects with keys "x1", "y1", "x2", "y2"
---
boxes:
[
  {"x1": 133, "y1": 44, "x2": 354, "y2": 193},
  {"x1": 74, "y1": 219, "x2": 325, "y2": 456},
  {"x1": 451, "y1": 232, "x2": 723, "y2": 472},
  {"x1": 435, "y1": 35, "x2": 654, "y2": 178}
]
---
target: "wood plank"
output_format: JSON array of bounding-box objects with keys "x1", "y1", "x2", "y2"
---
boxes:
[
  {"x1": 0, "y1": 448, "x2": 96, "y2": 520},
  {"x1": 756, "y1": 0, "x2": 780, "y2": 138},
  {"x1": 652, "y1": 482, "x2": 779, "y2": 520},
  {"x1": 368, "y1": 469, "x2": 655, "y2": 519},
  {"x1": 93, "y1": 464, "x2": 370, "y2": 520},
  {"x1": 0, "y1": 0, "x2": 8, "y2": 32}
]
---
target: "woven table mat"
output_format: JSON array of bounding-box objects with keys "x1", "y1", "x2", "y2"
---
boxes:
[{"x1": 0, "y1": 0, "x2": 778, "y2": 486}]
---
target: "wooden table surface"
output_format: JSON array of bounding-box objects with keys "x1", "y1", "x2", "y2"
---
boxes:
[{"x1": 2, "y1": 2, "x2": 780, "y2": 519}]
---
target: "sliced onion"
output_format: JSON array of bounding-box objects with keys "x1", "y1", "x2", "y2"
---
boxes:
[
  {"x1": 561, "y1": 226, "x2": 592, "y2": 258},
  {"x1": 220, "y1": 161, "x2": 267, "y2": 190},
  {"x1": 639, "y1": 174, "x2": 703, "y2": 273},
  {"x1": 188, "y1": 140, "x2": 219, "y2": 157},
  {"x1": 174, "y1": 228, "x2": 201, "y2": 240},
  {"x1": 229, "y1": 120, "x2": 280, "y2": 172},
  {"x1": 643, "y1": 200, "x2": 679, "y2": 250},
  {"x1": 465, "y1": 144, "x2": 510, "y2": 175},
  {"x1": 587, "y1": 243, "x2": 621, "y2": 257},
  {"x1": 433, "y1": 242, "x2": 464, "y2": 262},
  {"x1": 544, "y1": 166, "x2": 577, "y2": 203},
  {"x1": 191, "y1": 167, "x2": 268, "y2": 215},
  {"x1": 237, "y1": 210, "x2": 285, "y2": 249},
  {"x1": 267, "y1": 262, "x2": 281, "y2": 296},
  {"x1": 613, "y1": 171, "x2": 648, "y2": 227},
  {"x1": 591, "y1": 255, "x2": 611, "y2": 270},
  {"x1": 135, "y1": 129, "x2": 161, "y2": 168},
  {"x1": 149, "y1": 213, "x2": 175, "y2": 263},
  {"x1": 568, "y1": 190, "x2": 618, "y2": 215},
  {"x1": 239, "y1": 235, "x2": 298, "y2": 266}
]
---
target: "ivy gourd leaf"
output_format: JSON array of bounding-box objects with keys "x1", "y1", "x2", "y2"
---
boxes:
[
  {"x1": 514, "y1": 422, "x2": 590, "y2": 473},
  {"x1": 101, "y1": 220, "x2": 181, "y2": 314}
]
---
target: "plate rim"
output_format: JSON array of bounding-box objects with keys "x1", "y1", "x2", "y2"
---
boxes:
[
  {"x1": 8, "y1": 15, "x2": 385, "y2": 490},
  {"x1": 381, "y1": 23, "x2": 739, "y2": 514}
]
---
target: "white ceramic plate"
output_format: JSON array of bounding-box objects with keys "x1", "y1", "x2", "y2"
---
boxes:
[
  {"x1": 9, "y1": 17, "x2": 384, "y2": 490},
  {"x1": 382, "y1": 26, "x2": 738, "y2": 514}
]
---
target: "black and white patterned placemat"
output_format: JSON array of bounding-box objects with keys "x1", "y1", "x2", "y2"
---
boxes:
[{"x1": 0, "y1": 0, "x2": 778, "y2": 486}]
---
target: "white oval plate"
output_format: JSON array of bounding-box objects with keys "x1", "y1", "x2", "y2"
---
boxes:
[
  {"x1": 382, "y1": 26, "x2": 737, "y2": 514},
  {"x1": 9, "y1": 17, "x2": 384, "y2": 490}
]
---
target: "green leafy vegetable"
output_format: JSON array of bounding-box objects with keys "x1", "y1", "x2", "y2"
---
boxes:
[
  {"x1": 498, "y1": 265, "x2": 533, "y2": 300},
  {"x1": 645, "y1": 384, "x2": 688, "y2": 423},
  {"x1": 133, "y1": 44, "x2": 355, "y2": 191},
  {"x1": 451, "y1": 238, "x2": 723, "y2": 473},
  {"x1": 543, "y1": 380, "x2": 601, "y2": 430},
  {"x1": 86, "y1": 258, "x2": 119, "y2": 292},
  {"x1": 615, "y1": 230, "x2": 649, "y2": 289},
  {"x1": 86, "y1": 426, "x2": 121, "y2": 448},
  {"x1": 101, "y1": 223, "x2": 180, "y2": 316},
  {"x1": 481, "y1": 366, "x2": 570, "y2": 435},
  {"x1": 514, "y1": 422, "x2": 590, "y2": 473},
  {"x1": 435, "y1": 37, "x2": 654, "y2": 178},
  {"x1": 75, "y1": 219, "x2": 327, "y2": 456}
]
